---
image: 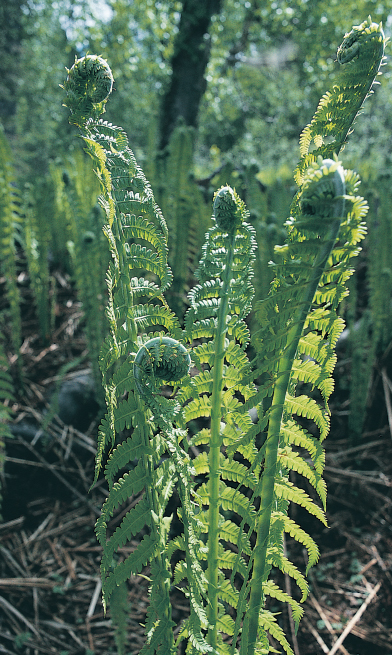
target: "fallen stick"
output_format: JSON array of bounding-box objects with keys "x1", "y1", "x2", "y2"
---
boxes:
[
  {"x1": 0, "y1": 577, "x2": 57, "y2": 588},
  {"x1": 327, "y1": 581, "x2": 382, "y2": 655},
  {"x1": 310, "y1": 593, "x2": 350, "y2": 654},
  {"x1": 303, "y1": 616, "x2": 329, "y2": 654}
]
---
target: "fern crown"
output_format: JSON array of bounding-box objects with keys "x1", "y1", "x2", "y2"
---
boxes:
[
  {"x1": 62, "y1": 54, "x2": 114, "y2": 124},
  {"x1": 337, "y1": 15, "x2": 385, "y2": 64}
]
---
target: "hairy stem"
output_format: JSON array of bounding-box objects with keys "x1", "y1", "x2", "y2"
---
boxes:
[
  {"x1": 242, "y1": 163, "x2": 345, "y2": 655},
  {"x1": 207, "y1": 232, "x2": 236, "y2": 648}
]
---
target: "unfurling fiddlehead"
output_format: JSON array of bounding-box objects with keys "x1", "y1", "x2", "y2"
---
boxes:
[
  {"x1": 213, "y1": 185, "x2": 244, "y2": 233},
  {"x1": 295, "y1": 16, "x2": 386, "y2": 185},
  {"x1": 62, "y1": 54, "x2": 114, "y2": 124},
  {"x1": 337, "y1": 16, "x2": 385, "y2": 65},
  {"x1": 133, "y1": 337, "x2": 191, "y2": 401}
]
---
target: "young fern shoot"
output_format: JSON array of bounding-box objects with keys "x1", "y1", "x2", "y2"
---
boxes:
[
  {"x1": 295, "y1": 16, "x2": 386, "y2": 185},
  {"x1": 62, "y1": 16, "x2": 384, "y2": 655},
  {"x1": 63, "y1": 54, "x2": 187, "y2": 654},
  {"x1": 242, "y1": 159, "x2": 367, "y2": 655}
]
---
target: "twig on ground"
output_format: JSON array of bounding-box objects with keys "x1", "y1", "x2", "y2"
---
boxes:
[
  {"x1": 309, "y1": 593, "x2": 351, "y2": 655},
  {"x1": 302, "y1": 616, "x2": 330, "y2": 654},
  {"x1": 0, "y1": 594, "x2": 40, "y2": 637},
  {"x1": 327, "y1": 582, "x2": 382, "y2": 655},
  {"x1": 87, "y1": 578, "x2": 102, "y2": 618}
]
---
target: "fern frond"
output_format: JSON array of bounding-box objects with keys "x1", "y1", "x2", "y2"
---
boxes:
[
  {"x1": 274, "y1": 479, "x2": 327, "y2": 526},
  {"x1": 104, "y1": 433, "x2": 149, "y2": 488},
  {"x1": 102, "y1": 532, "x2": 158, "y2": 604},
  {"x1": 101, "y1": 497, "x2": 152, "y2": 570},
  {"x1": 0, "y1": 125, "x2": 22, "y2": 357},
  {"x1": 258, "y1": 609, "x2": 295, "y2": 655},
  {"x1": 295, "y1": 17, "x2": 386, "y2": 185},
  {"x1": 271, "y1": 512, "x2": 319, "y2": 572},
  {"x1": 266, "y1": 547, "x2": 308, "y2": 602},
  {"x1": 278, "y1": 448, "x2": 327, "y2": 506},
  {"x1": 263, "y1": 580, "x2": 303, "y2": 627}
]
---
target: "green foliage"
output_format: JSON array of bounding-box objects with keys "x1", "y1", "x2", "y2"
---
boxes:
[
  {"x1": 62, "y1": 15, "x2": 384, "y2": 655},
  {"x1": 60, "y1": 152, "x2": 109, "y2": 387},
  {"x1": 23, "y1": 181, "x2": 54, "y2": 344},
  {"x1": 0, "y1": 124, "x2": 22, "y2": 357},
  {"x1": 23, "y1": 149, "x2": 109, "y2": 379},
  {"x1": 155, "y1": 125, "x2": 211, "y2": 319},
  {"x1": 366, "y1": 176, "x2": 392, "y2": 353},
  {"x1": 344, "y1": 171, "x2": 392, "y2": 438},
  {"x1": 295, "y1": 17, "x2": 386, "y2": 185}
]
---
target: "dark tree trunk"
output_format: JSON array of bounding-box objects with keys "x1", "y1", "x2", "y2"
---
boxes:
[{"x1": 158, "y1": 0, "x2": 222, "y2": 153}]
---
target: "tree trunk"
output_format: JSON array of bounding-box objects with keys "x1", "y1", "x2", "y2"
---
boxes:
[{"x1": 158, "y1": 0, "x2": 222, "y2": 153}]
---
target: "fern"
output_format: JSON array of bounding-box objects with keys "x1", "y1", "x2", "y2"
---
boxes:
[
  {"x1": 62, "y1": 18, "x2": 384, "y2": 654},
  {"x1": 0, "y1": 124, "x2": 22, "y2": 360},
  {"x1": 295, "y1": 17, "x2": 386, "y2": 185},
  {"x1": 63, "y1": 55, "x2": 184, "y2": 654},
  {"x1": 243, "y1": 158, "x2": 368, "y2": 654},
  {"x1": 24, "y1": 195, "x2": 53, "y2": 344},
  {"x1": 156, "y1": 124, "x2": 211, "y2": 319}
]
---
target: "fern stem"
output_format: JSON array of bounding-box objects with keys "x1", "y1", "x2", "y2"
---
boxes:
[
  {"x1": 112, "y1": 217, "x2": 137, "y2": 342},
  {"x1": 207, "y1": 232, "x2": 236, "y2": 649},
  {"x1": 242, "y1": 161, "x2": 345, "y2": 655},
  {"x1": 139, "y1": 401, "x2": 175, "y2": 653}
]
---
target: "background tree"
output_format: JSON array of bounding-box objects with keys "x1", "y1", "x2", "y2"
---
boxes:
[{"x1": 158, "y1": 0, "x2": 222, "y2": 153}]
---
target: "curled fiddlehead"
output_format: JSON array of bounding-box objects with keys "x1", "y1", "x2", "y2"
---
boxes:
[
  {"x1": 337, "y1": 16, "x2": 385, "y2": 66},
  {"x1": 213, "y1": 185, "x2": 244, "y2": 232},
  {"x1": 133, "y1": 336, "x2": 191, "y2": 401},
  {"x1": 295, "y1": 16, "x2": 386, "y2": 185},
  {"x1": 62, "y1": 54, "x2": 114, "y2": 125},
  {"x1": 300, "y1": 158, "x2": 346, "y2": 220}
]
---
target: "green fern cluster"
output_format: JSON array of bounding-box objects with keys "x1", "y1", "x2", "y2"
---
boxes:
[
  {"x1": 0, "y1": 125, "x2": 22, "y2": 360},
  {"x1": 59, "y1": 153, "x2": 109, "y2": 386},
  {"x1": 62, "y1": 15, "x2": 384, "y2": 653},
  {"x1": 24, "y1": 152, "x2": 109, "y2": 376},
  {"x1": 155, "y1": 124, "x2": 211, "y2": 319}
]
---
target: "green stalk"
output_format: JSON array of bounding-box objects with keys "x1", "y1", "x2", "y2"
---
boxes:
[
  {"x1": 139, "y1": 399, "x2": 175, "y2": 653},
  {"x1": 112, "y1": 216, "x2": 137, "y2": 343},
  {"x1": 241, "y1": 161, "x2": 345, "y2": 655},
  {"x1": 114, "y1": 211, "x2": 174, "y2": 649},
  {"x1": 207, "y1": 231, "x2": 236, "y2": 649}
]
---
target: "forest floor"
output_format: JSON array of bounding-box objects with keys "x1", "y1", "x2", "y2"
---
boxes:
[{"x1": 0, "y1": 266, "x2": 391, "y2": 655}]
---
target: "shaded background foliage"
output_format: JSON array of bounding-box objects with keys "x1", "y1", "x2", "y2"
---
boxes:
[{"x1": 3, "y1": 0, "x2": 391, "y2": 174}]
